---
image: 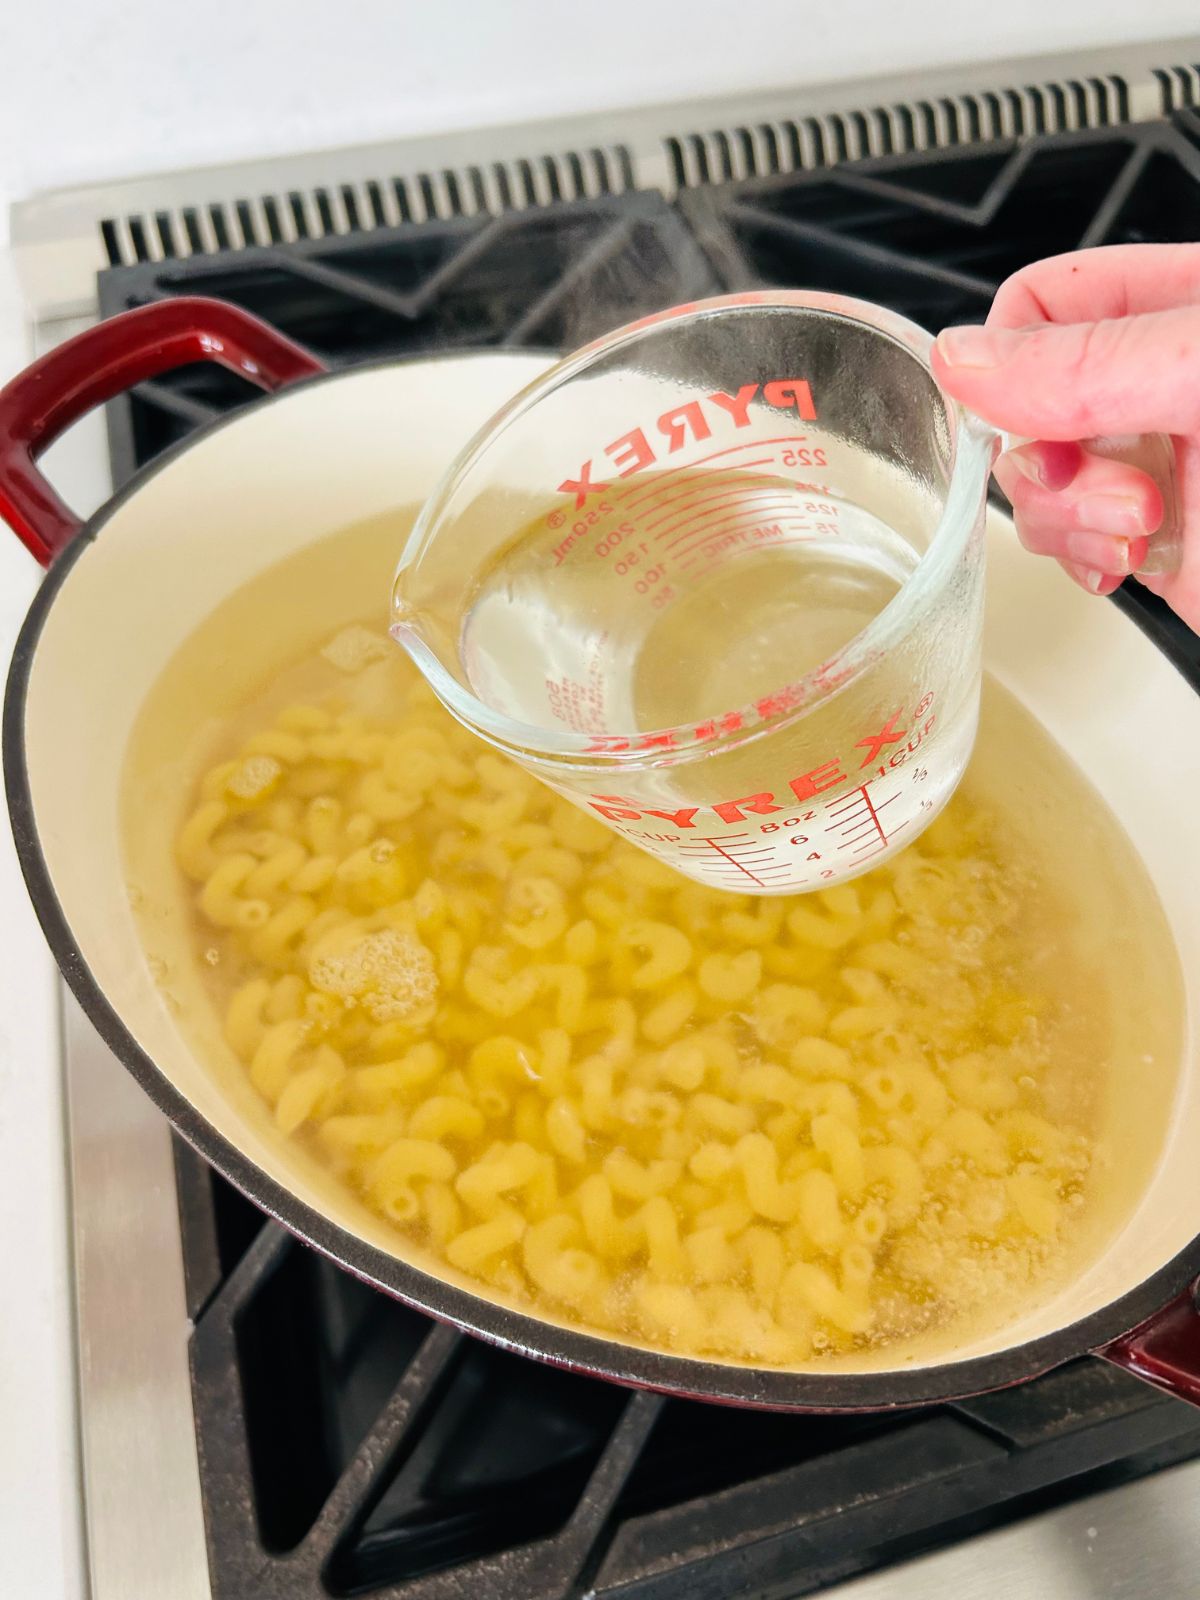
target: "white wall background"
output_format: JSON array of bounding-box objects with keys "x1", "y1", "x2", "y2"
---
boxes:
[{"x1": 3, "y1": 0, "x2": 1199, "y2": 240}]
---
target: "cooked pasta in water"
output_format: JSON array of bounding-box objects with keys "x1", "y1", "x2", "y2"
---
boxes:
[{"x1": 140, "y1": 599, "x2": 1181, "y2": 1370}]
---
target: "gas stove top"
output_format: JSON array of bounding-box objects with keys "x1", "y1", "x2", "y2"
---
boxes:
[{"x1": 58, "y1": 104, "x2": 1200, "y2": 1600}]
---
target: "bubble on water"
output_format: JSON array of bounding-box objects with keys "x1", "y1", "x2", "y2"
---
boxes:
[
  {"x1": 320, "y1": 625, "x2": 393, "y2": 674},
  {"x1": 308, "y1": 926, "x2": 437, "y2": 1023},
  {"x1": 227, "y1": 755, "x2": 282, "y2": 800}
]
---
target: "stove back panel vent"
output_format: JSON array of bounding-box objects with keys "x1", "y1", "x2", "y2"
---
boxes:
[
  {"x1": 11, "y1": 36, "x2": 1200, "y2": 321},
  {"x1": 1155, "y1": 62, "x2": 1200, "y2": 110},
  {"x1": 84, "y1": 49, "x2": 1200, "y2": 276},
  {"x1": 665, "y1": 72, "x2": 1132, "y2": 189},
  {"x1": 95, "y1": 68, "x2": 1136, "y2": 273},
  {"x1": 97, "y1": 146, "x2": 637, "y2": 269}
]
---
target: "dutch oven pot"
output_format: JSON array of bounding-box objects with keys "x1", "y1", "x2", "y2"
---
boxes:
[{"x1": 3, "y1": 297, "x2": 1199, "y2": 1410}]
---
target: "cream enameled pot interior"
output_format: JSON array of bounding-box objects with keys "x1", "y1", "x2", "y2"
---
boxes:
[{"x1": 16, "y1": 353, "x2": 1200, "y2": 1374}]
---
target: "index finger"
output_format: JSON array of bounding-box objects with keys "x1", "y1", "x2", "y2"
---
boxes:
[{"x1": 987, "y1": 244, "x2": 1200, "y2": 330}]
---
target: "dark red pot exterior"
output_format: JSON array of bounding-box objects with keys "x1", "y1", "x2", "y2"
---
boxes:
[
  {"x1": 0, "y1": 296, "x2": 323, "y2": 565},
  {"x1": 1099, "y1": 1277, "x2": 1200, "y2": 1404}
]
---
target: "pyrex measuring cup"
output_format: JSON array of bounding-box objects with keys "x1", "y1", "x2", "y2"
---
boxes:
[{"x1": 391, "y1": 291, "x2": 1176, "y2": 894}]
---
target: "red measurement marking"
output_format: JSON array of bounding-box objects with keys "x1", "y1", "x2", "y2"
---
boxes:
[
  {"x1": 839, "y1": 815, "x2": 887, "y2": 838},
  {"x1": 851, "y1": 840, "x2": 889, "y2": 860},
  {"x1": 645, "y1": 483, "x2": 785, "y2": 540},
  {"x1": 679, "y1": 528, "x2": 820, "y2": 570},
  {"x1": 677, "y1": 836, "x2": 767, "y2": 887},
  {"x1": 661, "y1": 498, "x2": 808, "y2": 549},
  {"x1": 651, "y1": 496, "x2": 792, "y2": 551},
  {"x1": 852, "y1": 819, "x2": 907, "y2": 857},
  {"x1": 835, "y1": 793, "x2": 899, "y2": 841},
  {"x1": 615, "y1": 436, "x2": 812, "y2": 512},
  {"x1": 824, "y1": 783, "x2": 891, "y2": 848},
  {"x1": 670, "y1": 518, "x2": 809, "y2": 565},
  {"x1": 826, "y1": 793, "x2": 871, "y2": 820},
  {"x1": 859, "y1": 785, "x2": 889, "y2": 846},
  {"x1": 837, "y1": 823, "x2": 880, "y2": 846},
  {"x1": 678, "y1": 515, "x2": 819, "y2": 553},
  {"x1": 640, "y1": 468, "x2": 779, "y2": 531}
]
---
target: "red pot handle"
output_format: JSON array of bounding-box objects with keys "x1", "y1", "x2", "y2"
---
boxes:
[
  {"x1": 1098, "y1": 1277, "x2": 1200, "y2": 1407},
  {"x1": 0, "y1": 296, "x2": 325, "y2": 566}
]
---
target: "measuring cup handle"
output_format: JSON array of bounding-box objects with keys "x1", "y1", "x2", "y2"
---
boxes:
[
  {"x1": 0, "y1": 297, "x2": 325, "y2": 566},
  {"x1": 1002, "y1": 430, "x2": 1182, "y2": 579},
  {"x1": 1098, "y1": 1277, "x2": 1200, "y2": 1408}
]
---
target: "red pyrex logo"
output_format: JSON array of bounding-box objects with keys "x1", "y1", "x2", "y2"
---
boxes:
[
  {"x1": 585, "y1": 701, "x2": 937, "y2": 828},
  {"x1": 558, "y1": 381, "x2": 818, "y2": 508}
]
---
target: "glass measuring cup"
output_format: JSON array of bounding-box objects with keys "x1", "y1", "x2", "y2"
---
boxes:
[{"x1": 391, "y1": 291, "x2": 1175, "y2": 894}]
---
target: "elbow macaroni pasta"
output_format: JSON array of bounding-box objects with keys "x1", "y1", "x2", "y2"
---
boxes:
[{"x1": 169, "y1": 625, "x2": 1102, "y2": 1368}]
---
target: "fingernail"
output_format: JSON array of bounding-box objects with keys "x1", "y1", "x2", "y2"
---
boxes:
[
  {"x1": 1064, "y1": 530, "x2": 1141, "y2": 575},
  {"x1": 1063, "y1": 560, "x2": 1116, "y2": 595},
  {"x1": 1004, "y1": 441, "x2": 1084, "y2": 492},
  {"x1": 935, "y1": 326, "x2": 1029, "y2": 369},
  {"x1": 1071, "y1": 493, "x2": 1151, "y2": 538}
]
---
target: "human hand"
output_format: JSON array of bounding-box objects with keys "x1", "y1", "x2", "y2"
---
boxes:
[{"x1": 930, "y1": 243, "x2": 1200, "y2": 631}]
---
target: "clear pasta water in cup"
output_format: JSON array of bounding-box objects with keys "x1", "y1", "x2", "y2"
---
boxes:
[{"x1": 393, "y1": 291, "x2": 998, "y2": 894}]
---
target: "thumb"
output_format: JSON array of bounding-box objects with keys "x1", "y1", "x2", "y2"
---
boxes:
[{"x1": 931, "y1": 308, "x2": 1200, "y2": 440}]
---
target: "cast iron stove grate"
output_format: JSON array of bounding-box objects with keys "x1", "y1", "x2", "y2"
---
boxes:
[
  {"x1": 97, "y1": 191, "x2": 719, "y2": 487},
  {"x1": 98, "y1": 113, "x2": 1200, "y2": 1598},
  {"x1": 173, "y1": 1143, "x2": 1200, "y2": 1600}
]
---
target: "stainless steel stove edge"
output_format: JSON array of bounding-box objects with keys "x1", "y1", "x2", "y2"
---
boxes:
[{"x1": 65, "y1": 991, "x2": 211, "y2": 1600}]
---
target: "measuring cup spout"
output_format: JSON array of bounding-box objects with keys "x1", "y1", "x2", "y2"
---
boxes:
[
  {"x1": 388, "y1": 607, "x2": 438, "y2": 676},
  {"x1": 388, "y1": 565, "x2": 444, "y2": 682}
]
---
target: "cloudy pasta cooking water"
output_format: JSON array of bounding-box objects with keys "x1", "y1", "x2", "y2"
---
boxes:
[{"x1": 122, "y1": 516, "x2": 1182, "y2": 1370}]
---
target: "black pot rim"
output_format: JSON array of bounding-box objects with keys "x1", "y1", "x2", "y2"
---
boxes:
[{"x1": 6, "y1": 348, "x2": 1200, "y2": 1412}]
